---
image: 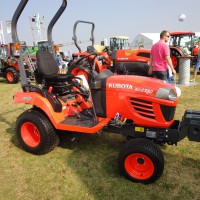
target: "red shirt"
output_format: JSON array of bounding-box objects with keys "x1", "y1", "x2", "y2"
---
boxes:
[{"x1": 151, "y1": 40, "x2": 170, "y2": 71}]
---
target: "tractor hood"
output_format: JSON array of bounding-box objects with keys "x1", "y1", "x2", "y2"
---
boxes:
[
  {"x1": 103, "y1": 75, "x2": 178, "y2": 128},
  {"x1": 106, "y1": 75, "x2": 178, "y2": 102}
]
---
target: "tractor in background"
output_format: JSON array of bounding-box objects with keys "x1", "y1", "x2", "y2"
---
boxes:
[
  {"x1": 100, "y1": 36, "x2": 150, "y2": 76},
  {"x1": 110, "y1": 48, "x2": 150, "y2": 76},
  {"x1": 169, "y1": 32, "x2": 200, "y2": 72},
  {"x1": 109, "y1": 36, "x2": 129, "y2": 51},
  {"x1": 69, "y1": 22, "x2": 150, "y2": 79},
  {"x1": 0, "y1": 42, "x2": 32, "y2": 83},
  {"x1": 67, "y1": 20, "x2": 111, "y2": 81}
]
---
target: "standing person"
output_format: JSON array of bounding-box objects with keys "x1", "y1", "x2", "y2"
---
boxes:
[
  {"x1": 148, "y1": 30, "x2": 176, "y2": 81},
  {"x1": 56, "y1": 54, "x2": 63, "y2": 74},
  {"x1": 139, "y1": 45, "x2": 144, "y2": 49},
  {"x1": 190, "y1": 41, "x2": 200, "y2": 82}
]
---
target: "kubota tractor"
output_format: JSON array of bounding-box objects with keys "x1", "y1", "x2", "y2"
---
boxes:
[
  {"x1": 12, "y1": 0, "x2": 200, "y2": 184},
  {"x1": 110, "y1": 48, "x2": 150, "y2": 76},
  {"x1": 68, "y1": 21, "x2": 150, "y2": 80},
  {"x1": 67, "y1": 20, "x2": 111, "y2": 81}
]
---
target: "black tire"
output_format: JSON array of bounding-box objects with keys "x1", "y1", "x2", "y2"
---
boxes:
[
  {"x1": 118, "y1": 138, "x2": 164, "y2": 184},
  {"x1": 5, "y1": 68, "x2": 19, "y2": 83},
  {"x1": 16, "y1": 109, "x2": 59, "y2": 155}
]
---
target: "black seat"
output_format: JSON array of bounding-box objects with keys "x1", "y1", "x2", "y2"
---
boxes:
[
  {"x1": 87, "y1": 46, "x2": 98, "y2": 53},
  {"x1": 36, "y1": 50, "x2": 74, "y2": 82},
  {"x1": 35, "y1": 51, "x2": 74, "y2": 95}
]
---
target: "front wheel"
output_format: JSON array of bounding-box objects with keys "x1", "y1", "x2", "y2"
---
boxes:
[
  {"x1": 118, "y1": 138, "x2": 164, "y2": 184},
  {"x1": 16, "y1": 109, "x2": 59, "y2": 155},
  {"x1": 5, "y1": 68, "x2": 19, "y2": 83}
]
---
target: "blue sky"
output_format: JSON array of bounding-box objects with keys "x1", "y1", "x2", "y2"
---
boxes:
[{"x1": 0, "y1": 0, "x2": 200, "y2": 52}]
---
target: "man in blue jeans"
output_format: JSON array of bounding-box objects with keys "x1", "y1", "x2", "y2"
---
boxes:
[{"x1": 191, "y1": 41, "x2": 200, "y2": 82}]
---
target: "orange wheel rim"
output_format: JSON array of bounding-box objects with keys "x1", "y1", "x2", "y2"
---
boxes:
[
  {"x1": 7, "y1": 72, "x2": 14, "y2": 82},
  {"x1": 21, "y1": 122, "x2": 41, "y2": 147},
  {"x1": 171, "y1": 56, "x2": 178, "y2": 69},
  {"x1": 125, "y1": 153, "x2": 154, "y2": 180}
]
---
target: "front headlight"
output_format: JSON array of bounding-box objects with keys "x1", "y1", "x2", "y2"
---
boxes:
[{"x1": 155, "y1": 88, "x2": 177, "y2": 101}]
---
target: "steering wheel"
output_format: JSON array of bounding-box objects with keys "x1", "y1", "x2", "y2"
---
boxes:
[{"x1": 74, "y1": 52, "x2": 98, "y2": 67}]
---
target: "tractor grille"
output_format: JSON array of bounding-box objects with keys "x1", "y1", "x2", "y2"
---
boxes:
[
  {"x1": 130, "y1": 98, "x2": 155, "y2": 119},
  {"x1": 160, "y1": 105, "x2": 176, "y2": 122}
]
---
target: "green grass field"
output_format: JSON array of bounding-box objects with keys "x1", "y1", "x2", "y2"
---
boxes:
[{"x1": 0, "y1": 74, "x2": 200, "y2": 200}]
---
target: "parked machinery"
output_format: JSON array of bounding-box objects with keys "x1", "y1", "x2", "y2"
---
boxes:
[
  {"x1": 0, "y1": 42, "x2": 33, "y2": 83},
  {"x1": 12, "y1": 0, "x2": 200, "y2": 185},
  {"x1": 169, "y1": 32, "x2": 199, "y2": 72}
]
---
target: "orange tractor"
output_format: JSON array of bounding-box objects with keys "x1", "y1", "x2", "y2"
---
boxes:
[
  {"x1": 67, "y1": 20, "x2": 111, "y2": 82},
  {"x1": 110, "y1": 48, "x2": 150, "y2": 75},
  {"x1": 12, "y1": 0, "x2": 200, "y2": 184},
  {"x1": 0, "y1": 42, "x2": 32, "y2": 83},
  {"x1": 68, "y1": 21, "x2": 150, "y2": 80}
]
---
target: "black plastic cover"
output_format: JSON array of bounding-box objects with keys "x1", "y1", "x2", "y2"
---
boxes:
[{"x1": 180, "y1": 110, "x2": 200, "y2": 142}]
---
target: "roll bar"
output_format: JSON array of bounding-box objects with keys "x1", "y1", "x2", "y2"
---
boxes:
[
  {"x1": 47, "y1": 0, "x2": 67, "y2": 55},
  {"x1": 11, "y1": 0, "x2": 67, "y2": 86},
  {"x1": 72, "y1": 20, "x2": 95, "y2": 53},
  {"x1": 11, "y1": 0, "x2": 29, "y2": 85}
]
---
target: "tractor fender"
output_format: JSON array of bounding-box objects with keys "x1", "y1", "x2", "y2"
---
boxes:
[
  {"x1": 13, "y1": 91, "x2": 65, "y2": 127},
  {"x1": 170, "y1": 47, "x2": 184, "y2": 57}
]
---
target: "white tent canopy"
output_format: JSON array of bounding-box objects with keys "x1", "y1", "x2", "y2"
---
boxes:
[
  {"x1": 130, "y1": 32, "x2": 200, "y2": 50},
  {"x1": 130, "y1": 33, "x2": 160, "y2": 49}
]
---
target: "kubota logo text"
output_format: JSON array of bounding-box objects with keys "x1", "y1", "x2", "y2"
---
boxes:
[{"x1": 108, "y1": 83, "x2": 133, "y2": 90}]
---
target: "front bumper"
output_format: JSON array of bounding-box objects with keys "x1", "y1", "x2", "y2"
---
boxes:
[{"x1": 104, "y1": 110, "x2": 200, "y2": 144}]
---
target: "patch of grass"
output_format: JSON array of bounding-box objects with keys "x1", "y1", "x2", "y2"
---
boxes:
[{"x1": 0, "y1": 71, "x2": 200, "y2": 200}]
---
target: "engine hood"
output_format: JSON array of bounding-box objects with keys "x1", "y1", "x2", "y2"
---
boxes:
[{"x1": 106, "y1": 75, "x2": 178, "y2": 101}]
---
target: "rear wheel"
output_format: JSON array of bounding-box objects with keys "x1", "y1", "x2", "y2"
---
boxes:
[
  {"x1": 5, "y1": 68, "x2": 19, "y2": 83},
  {"x1": 170, "y1": 49, "x2": 181, "y2": 73},
  {"x1": 171, "y1": 55, "x2": 179, "y2": 72},
  {"x1": 16, "y1": 109, "x2": 59, "y2": 155},
  {"x1": 118, "y1": 138, "x2": 164, "y2": 184}
]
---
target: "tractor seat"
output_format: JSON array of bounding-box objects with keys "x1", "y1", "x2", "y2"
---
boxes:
[
  {"x1": 35, "y1": 51, "x2": 74, "y2": 96},
  {"x1": 87, "y1": 45, "x2": 98, "y2": 53},
  {"x1": 36, "y1": 50, "x2": 74, "y2": 82}
]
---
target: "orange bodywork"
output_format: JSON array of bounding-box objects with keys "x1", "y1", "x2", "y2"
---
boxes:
[
  {"x1": 115, "y1": 49, "x2": 150, "y2": 63},
  {"x1": 193, "y1": 47, "x2": 199, "y2": 56},
  {"x1": 170, "y1": 32, "x2": 194, "y2": 36},
  {"x1": 105, "y1": 75, "x2": 178, "y2": 128},
  {"x1": 13, "y1": 91, "x2": 111, "y2": 133},
  {"x1": 73, "y1": 51, "x2": 110, "y2": 73}
]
